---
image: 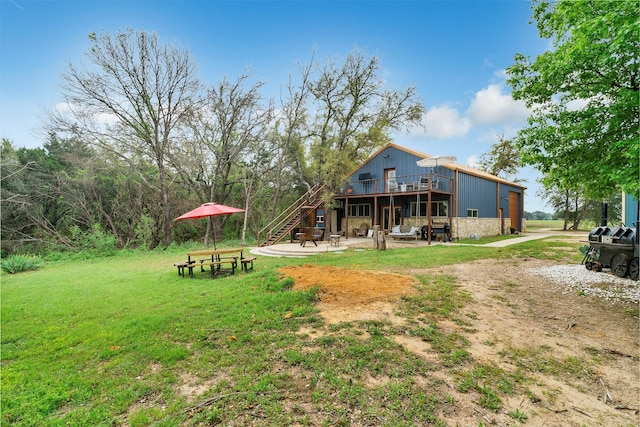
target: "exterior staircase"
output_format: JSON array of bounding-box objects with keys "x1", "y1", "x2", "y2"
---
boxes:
[{"x1": 257, "y1": 184, "x2": 326, "y2": 246}]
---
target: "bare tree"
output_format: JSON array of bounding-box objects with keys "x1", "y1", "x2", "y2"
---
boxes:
[
  {"x1": 276, "y1": 58, "x2": 314, "y2": 192},
  {"x1": 50, "y1": 29, "x2": 201, "y2": 247},
  {"x1": 174, "y1": 73, "x2": 273, "y2": 246}
]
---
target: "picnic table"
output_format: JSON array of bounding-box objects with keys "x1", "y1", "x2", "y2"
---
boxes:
[
  {"x1": 298, "y1": 227, "x2": 324, "y2": 247},
  {"x1": 174, "y1": 247, "x2": 256, "y2": 278}
]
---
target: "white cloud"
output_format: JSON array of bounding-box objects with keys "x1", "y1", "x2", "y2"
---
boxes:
[
  {"x1": 492, "y1": 69, "x2": 508, "y2": 81},
  {"x1": 420, "y1": 104, "x2": 471, "y2": 139},
  {"x1": 566, "y1": 98, "x2": 589, "y2": 111},
  {"x1": 407, "y1": 80, "x2": 531, "y2": 143},
  {"x1": 467, "y1": 84, "x2": 529, "y2": 126},
  {"x1": 466, "y1": 155, "x2": 480, "y2": 168},
  {"x1": 54, "y1": 102, "x2": 76, "y2": 115},
  {"x1": 54, "y1": 102, "x2": 119, "y2": 126}
]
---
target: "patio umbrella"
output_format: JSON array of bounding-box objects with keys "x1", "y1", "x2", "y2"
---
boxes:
[
  {"x1": 416, "y1": 155, "x2": 457, "y2": 168},
  {"x1": 175, "y1": 202, "x2": 245, "y2": 249}
]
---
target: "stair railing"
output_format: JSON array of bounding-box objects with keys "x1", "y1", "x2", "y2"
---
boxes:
[{"x1": 257, "y1": 184, "x2": 326, "y2": 246}]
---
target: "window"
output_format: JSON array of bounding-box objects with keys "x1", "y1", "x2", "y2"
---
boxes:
[
  {"x1": 467, "y1": 208, "x2": 478, "y2": 218},
  {"x1": 410, "y1": 201, "x2": 448, "y2": 217},
  {"x1": 431, "y1": 201, "x2": 448, "y2": 217},
  {"x1": 349, "y1": 203, "x2": 371, "y2": 217},
  {"x1": 410, "y1": 201, "x2": 427, "y2": 217}
]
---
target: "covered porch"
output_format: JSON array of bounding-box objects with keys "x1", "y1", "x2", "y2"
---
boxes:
[{"x1": 335, "y1": 172, "x2": 454, "y2": 244}]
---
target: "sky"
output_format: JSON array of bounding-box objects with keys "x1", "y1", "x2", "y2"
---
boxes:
[{"x1": 0, "y1": 0, "x2": 551, "y2": 211}]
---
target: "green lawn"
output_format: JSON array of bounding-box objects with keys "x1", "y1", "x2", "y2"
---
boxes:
[
  {"x1": 1, "y1": 240, "x2": 585, "y2": 426},
  {"x1": 526, "y1": 219, "x2": 594, "y2": 231}
]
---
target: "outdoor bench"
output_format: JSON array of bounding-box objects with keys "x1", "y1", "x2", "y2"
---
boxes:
[
  {"x1": 174, "y1": 261, "x2": 196, "y2": 277},
  {"x1": 240, "y1": 256, "x2": 256, "y2": 271},
  {"x1": 389, "y1": 225, "x2": 420, "y2": 240},
  {"x1": 197, "y1": 259, "x2": 238, "y2": 276}
]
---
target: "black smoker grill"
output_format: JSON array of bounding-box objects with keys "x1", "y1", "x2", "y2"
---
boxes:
[{"x1": 583, "y1": 222, "x2": 639, "y2": 280}]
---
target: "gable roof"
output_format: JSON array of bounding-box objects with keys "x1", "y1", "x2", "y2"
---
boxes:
[{"x1": 353, "y1": 142, "x2": 526, "y2": 190}]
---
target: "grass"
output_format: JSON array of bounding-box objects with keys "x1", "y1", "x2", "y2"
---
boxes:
[
  {"x1": 456, "y1": 234, "x2": 523, "y2": 245},
  {"x1": 526, "y1": 219, "x2": 593, "y2": 231},
  {"x1": 1, "y1": 238, "x2": 588, "y2": 426}
]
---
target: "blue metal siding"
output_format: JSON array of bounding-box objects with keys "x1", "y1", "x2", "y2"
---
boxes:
[
  {"x1": 343, "y1": 144, "x2": 524, "y2": 225},
  {"x1": 624, "y1": 193, "x2": 639, "y2": 226},
  {"x1": 457, "y1": 173, "x2": 497, "y2": 217},
  {"x1": 499, "y1": 183, "x2": 523, "y2": 214},
  {"x1": 349, "y1": 146, "x2": 454, "y2": 193}
]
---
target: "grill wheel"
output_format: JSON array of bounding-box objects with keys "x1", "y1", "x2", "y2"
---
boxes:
[
  {"x1": 628, "y1": 257, "x2": 639, "y2": 281},
  {"x1": 610, "y1": 253, "x2": 629, "y2": 278}
]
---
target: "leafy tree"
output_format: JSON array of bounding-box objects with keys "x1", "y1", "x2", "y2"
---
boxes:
[
  {"x1": 542, "y1": 183, "x2": 587, "y2": 231},
  {"x1": 2, "y1": 129, "x2": 164, "y2": 255},
  {"x1": 507, "y1": 0, "x2": 639, "y2": 200},
  {"x1": 1, "y1": 135, "x2": 89, "y2": 253},
  {"x1": 50, "y1": 29, "x2": 202, "y2": 248},
  {"x1": 478, "y1": 135, "x2": 523, "y2": 183},
  {"x1": 285, "y1": 49, "x2": 425, "y2": 193},
  {"x1": 537, "y1": 174, "x2": 621, "y2": 230}
]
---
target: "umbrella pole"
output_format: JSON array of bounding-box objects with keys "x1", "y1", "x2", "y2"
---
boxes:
[
  {"x1": 211, "y1": 217, "x2": 217, "y2": 250},
  {"x1": 204, "y1": 218, "x2": 211, "y2": 248}
]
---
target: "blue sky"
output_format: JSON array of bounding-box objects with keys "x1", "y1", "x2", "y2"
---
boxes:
[{"x1": 0, "y1": 0, "x2": 550, "y2": 211}]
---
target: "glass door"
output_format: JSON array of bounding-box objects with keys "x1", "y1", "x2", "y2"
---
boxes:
[
  {"x1": 382, "y1": 206, "x2": 390, "y2": 232},
  {"x1": 394, "y1": 207, "x2": 402, "y2": 226},
  {"x1": 382, "y1": 205, "x2": 402, "y2": 231},
  {"x1": 385, "y1": 169, "x2": 396, "y2": 192}
]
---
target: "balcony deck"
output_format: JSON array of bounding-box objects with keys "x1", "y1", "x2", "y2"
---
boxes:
[{"x1": 335, "y1": 173, "x2": 453, "y2": 198}]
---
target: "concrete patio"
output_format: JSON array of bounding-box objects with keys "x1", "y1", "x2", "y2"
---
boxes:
[
  {"x1": 250, "y1": 235, "x2": 448, "y2": 257},
  {"x1": 250, "y1": 229, "x2": 571, "y2": 258}
]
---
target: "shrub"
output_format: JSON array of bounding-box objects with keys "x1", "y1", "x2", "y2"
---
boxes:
[
  {"x1": 69, "y1": 224, "x2": 117, "y2": 258},
  {"x1": 1, "y1": 255, "x2": 43, "y2": 274}
]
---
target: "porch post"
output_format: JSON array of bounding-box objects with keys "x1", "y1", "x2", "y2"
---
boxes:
[{"x1": 345, "y1": 197, "x2": 349, "y2": 239}]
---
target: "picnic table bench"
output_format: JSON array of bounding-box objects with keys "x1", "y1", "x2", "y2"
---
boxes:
[{"x1": 174, "y1": 248, "x2": 256, "y2": 278}]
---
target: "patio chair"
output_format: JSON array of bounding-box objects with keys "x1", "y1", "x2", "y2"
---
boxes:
[
  {"x1": 418, "y1": 175, "x2": 429, "y2": 190},
  {"x1": 312, "y1": 227, "x2": 324, "y2": 242},
  {"x1": 355, "y1": 223, "x2": 369, "y2": 237},
  {"x1": 388, "y1": 178, "x2": 398, "y2": 192}
]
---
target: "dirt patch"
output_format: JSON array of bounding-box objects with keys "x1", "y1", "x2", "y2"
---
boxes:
[
  {"x1": 280, "y1": 265, "x2": 417, "y2": 325},
  {"x1": 278, "y1": 259, "x2": 639, "y2": 426}
]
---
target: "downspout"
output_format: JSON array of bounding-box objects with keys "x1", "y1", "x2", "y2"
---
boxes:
[
  {"x1": 455, "y1": 170, "x2": 459, "y2": 240},
  {"x1": 455, "y1": 170, "x2": 459, "y2": 217},
  {"x1": 427, "y1": 174, "x2": 432, "y2": 245},
  {"x1": 496, "y1": 182, "x2": 500, "y2": 235},
  {"x1": 521, "y1": 188, "x2": 525, "y2": 231},
  {"x1": 449, "y1": 176, "x2": 453, "y2": 241}
]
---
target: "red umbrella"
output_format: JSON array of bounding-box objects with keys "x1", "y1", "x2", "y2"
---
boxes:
[{"x1": 175, "y1": 202, "x2": 245, "y2": 248}]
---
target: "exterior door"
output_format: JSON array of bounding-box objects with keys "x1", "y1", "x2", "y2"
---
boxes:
[
  {"x1": 385, "y1": 169, "x2": 396, "y2": 192},
  {"x1": 509, "y1": 191, "x2": 520, "y2": 231},
  {"x1": 382, "y1": 206, "x2": 391, "y2": 231},
  {"x1": 382, "y1": 205, "x2": 402, "y2": 232}
]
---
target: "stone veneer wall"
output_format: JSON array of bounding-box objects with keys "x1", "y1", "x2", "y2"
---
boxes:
[
  {"x1": 341, "y1": 216, "x2": 522, "y2": 239},
  {"x1": 342, "y1": 218, "x2": 372, "y2": 236},
  {"x1": 452, "y1": 218, "x2": 501, "y2": 239},
  {"x1": 451, "y1": 217, "x2": 524, "y2": 239}
]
